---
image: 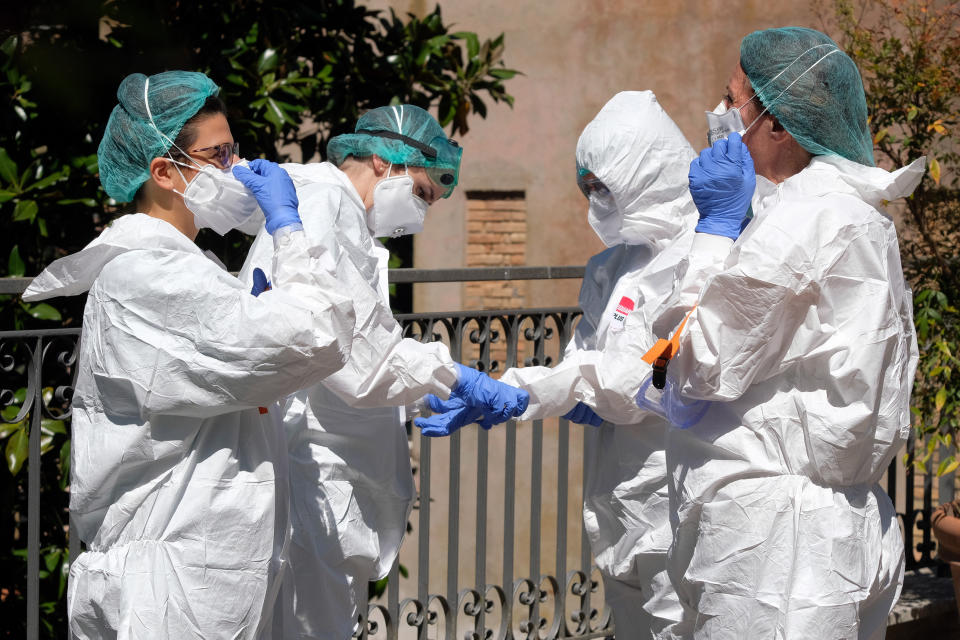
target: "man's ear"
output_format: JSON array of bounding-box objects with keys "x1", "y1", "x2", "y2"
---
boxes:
[
  {"x1": 149, "y1": 157, "x2": 183, "y2": 192},
  {"x1": 769, "y1": 117, "x2": 792, "y2": 142}
]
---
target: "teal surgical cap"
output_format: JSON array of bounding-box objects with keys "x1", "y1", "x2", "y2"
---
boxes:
[
  {"x1": 327, "y1": 104, "x2": 462, "y2": 198},
  {"x1": 740, "y1": 27, "x2": 875, "y2": 166},
  {"x1": 98, "y1": 71, "x2": 220, "y2": 202}
]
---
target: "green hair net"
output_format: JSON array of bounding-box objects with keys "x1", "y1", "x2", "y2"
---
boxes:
[
  {"x1": 327, "y1": 104, "x2": 462, "y2": 198},
  {"x1": 98, "y1": 71, "x2": 220, "y2": 202},
  {"x1": 740, "y1": 27, "x2": 875, "y2": 166}
]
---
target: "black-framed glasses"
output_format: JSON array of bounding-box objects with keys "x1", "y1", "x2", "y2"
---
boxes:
[{"x1": 189, "y1": 141, "x2": 240, "y2": 169}]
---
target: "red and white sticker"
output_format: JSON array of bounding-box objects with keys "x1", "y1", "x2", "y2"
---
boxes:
[{"x1": 611, "y1": 296, "x2": 634, "y2": 331}]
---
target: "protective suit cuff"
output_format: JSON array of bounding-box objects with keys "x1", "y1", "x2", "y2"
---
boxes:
[
  {"x1": 691, "y1": 232, "x2": 734, "y2": 256},
  {"x1": 271, "y1": 225, "x2": 305, "y2": 249}
]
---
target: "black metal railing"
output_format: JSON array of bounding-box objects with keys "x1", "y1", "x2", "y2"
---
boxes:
[{"x1": 0, "y1": 268, "x2": 939, "y2": 639}]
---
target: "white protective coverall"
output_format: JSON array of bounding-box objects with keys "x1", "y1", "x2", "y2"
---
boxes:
[
  {"x1": 22, "y1": 214, "x2": 356, "y2": 640},
  {"x1": 239, "y1": 161, "x2": 460, "y2": 638},
  {"x1": 498, "y1": 91, "x2": 697, "y2": 637},
  {"x1": 652, "y1": 154, "x2": 925, "y2": 639}
]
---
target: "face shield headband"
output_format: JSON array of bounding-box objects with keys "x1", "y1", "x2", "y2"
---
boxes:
[{"x1": 355, "y1": 129, "x2": 462, "y2": 198}]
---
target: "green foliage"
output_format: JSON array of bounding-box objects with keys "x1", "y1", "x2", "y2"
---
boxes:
[
  {"x1": 818, "y1": 0, "x2": 960, "y2": 473},
  {"x1": 1, "y1": 384, "x2": 71, "y2": 639},
  {"x1": 910, "y1": 289, "x2": 960, "y2": 474},
  {"x1": 1, "y1": 0, "x2": 518, "y2": 325},
  {"x1": 0, "y1": 2, "x2": 518, "y2": 636}
]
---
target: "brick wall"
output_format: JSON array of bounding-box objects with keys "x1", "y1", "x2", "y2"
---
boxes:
[
  {"x1": 463, "y1": 191, "x2": 527, "y2": 310},
  {"x1": 462, "y1": 191, "x2": 529, "y2": 376}
]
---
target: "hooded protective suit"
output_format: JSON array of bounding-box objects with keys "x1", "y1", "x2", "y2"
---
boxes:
[
  {"x1": 239, "y1": 160, "x2": 460, "y2": 638},
  {"x1": 498, "y1": 91, "x2": 697, "y2": 637},
  {"x1": 653, "y1": 153, "x2": 925, "y2": 639},
  {"x1": 22, "y1": 214, "x2": 355, "y2": 639}
]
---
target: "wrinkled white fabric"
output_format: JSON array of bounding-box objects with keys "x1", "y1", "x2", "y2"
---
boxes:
[
  {"x1": 500, "y1": 91, "x2": 696, "y2": 638},
  {"x1": 239, "y1": 161, "x2": 459, "y2": 638},
  {"x1": 23, "y1": 213, "x2": 355, "y2": 640},
  {"x1": 656, "y1": 154, "x2": 925, "y2": 639}
]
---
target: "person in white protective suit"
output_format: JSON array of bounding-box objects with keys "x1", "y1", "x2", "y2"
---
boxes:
[
  {"x1": 492, "y1": 91, "x2": 699, "y2": 638},
  {"x1": 648, "y1": 27, "x2": 925, "y2": 639},
  {"x1": 238, "y1": 103, "x2": 530, "y2": 638},
  {"x1": 21, "y1": 71, "x2": 358, "y2": 639}
]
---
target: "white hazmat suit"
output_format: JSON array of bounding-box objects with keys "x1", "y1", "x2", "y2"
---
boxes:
[
  {"x1": 239, "y1": 161, "x2": 460, "y2": 638},
  {"x1": 655, "y1": 154, "x2": 925, "y2": 639},
  {"x1": 22, "y1": 214, "x2": 356, "y2": 639},
  {"x1": 499, "y1": 91, "x2": 697, "y2": 637}
]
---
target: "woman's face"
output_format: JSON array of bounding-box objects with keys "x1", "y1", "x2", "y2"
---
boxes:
[{"x1": 172, "y1": 113, "x2": 238, "y2": 186}]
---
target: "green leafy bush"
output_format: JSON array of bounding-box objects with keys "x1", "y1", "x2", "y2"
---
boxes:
[
  {"x1": 0, "y1": 2, "x2": 518, "y2": 636},
  {"x1": 817, "y1": 0, "x2": 960, "y2": 472}
]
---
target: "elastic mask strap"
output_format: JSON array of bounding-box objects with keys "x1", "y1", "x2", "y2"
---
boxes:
[
  {"x1": 752, "y1": 43, "x2": 838, "y2": 97},
  {"x1": 142, "y1": 76, "x2": 203, "y2": 171},
  {"x1": 740, "y1": 46, "x2": 841, "y2": 136}
]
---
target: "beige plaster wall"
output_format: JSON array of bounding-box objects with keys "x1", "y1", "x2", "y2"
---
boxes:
[
  {"x1": 368, "y1": 0, "x2": 822, "y2": 312},
  {"x1": 362, "y1": 2, "x2": 826, "y2": 631}
]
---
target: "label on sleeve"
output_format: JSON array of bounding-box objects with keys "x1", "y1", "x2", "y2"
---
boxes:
[{"x1": 611, "y1": 296, "x2": 635, "y2": 331}]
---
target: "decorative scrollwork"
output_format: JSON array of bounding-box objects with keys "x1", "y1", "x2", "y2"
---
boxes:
[
  {"x1": 40, "y1": 335, "x2": 79, "y2": 420},
  {"x1": 0, "y1": 337, "x2": 34, "y2": 425},
  {"x1": 353, "y1": 603, "x2": 391, "y2": 639}
]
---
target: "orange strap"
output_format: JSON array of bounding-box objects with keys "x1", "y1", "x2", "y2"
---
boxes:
[{"x1": 641, "y1": 304, "x2": 698, "y2": 366}]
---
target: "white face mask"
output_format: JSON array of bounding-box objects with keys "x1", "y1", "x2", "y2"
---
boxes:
[
  {"x1": 141, "y1": 77, "x2": 260, "y2": 236},
  {"x1": 586, "y1": 191, "x2": 622, "y2": 248},
  {"x1": 168, "y1": 158, "x2": 262, "y2": 235},
  {"x1": 367, "y1": 165, "x2": 428, "y2": 238},
  {"x1": 705, "y1": 99, "x2": 765, "y2": 147}
]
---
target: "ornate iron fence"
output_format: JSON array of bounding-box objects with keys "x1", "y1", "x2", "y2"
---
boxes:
[{"x1": 0, "y1": 267, "x2": 941, "y2": 639}]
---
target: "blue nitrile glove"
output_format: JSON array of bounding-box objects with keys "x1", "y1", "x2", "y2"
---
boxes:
[
  {"x1": 233, "y1": 159, "x2": 302, "y2": 235},
  {"x1": 452, "y1": 363, "x2": 529, "y2": 423},
  {"x1": 562, "y1": 402, "x2": 604, "y2": 427},
  {"x1": 414, "y1": 394, "x2": 495, "y2": 437},
  {"x1": 688, "y1": 132, "x2": 756, "y2": 240},
  {"x1": 250, "y1": 267, "x2": 271, "y2": 297}
]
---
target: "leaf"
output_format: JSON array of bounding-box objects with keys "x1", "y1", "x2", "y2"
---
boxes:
[
  {"x1": 13, "y1": 199, "x2": 38, "y2": 222},
  {"x1": 930, "y1": 157, "x2": 941, "y2": 185},
  {"x1": 257, "y1": 48, "x2": 279, "y2": 74},
  {"x1": 454, "y1": 31, "x2": 480, "y2": 59},
  {"x1": 938, "y1": 457, "x2": 960, "y2": 477},
  {"x1": 55, "y1": 198, "x2": 97, "y2": 207},
  {"x1": 26, "y1": 170, "x2": 64, "y2": 192},
  {"x1": 1, "y1": 35, "x2": 17, "y2": 57},
  {"x1": 936, "y1": 387, "x2": 947, "y2": 411},
  {"x1": 41, "y1": 419, "x2": 66, "y2": 435},
  {"x1": 43, "y1": 547, "x2": 61, "y2": 573},
  {"x1": 6, "y1": 426, "x2": 28, "y2": 475},
  {"x1": 0, "y1": 421, "x2": 22, "y2": 439},
  {"x1": 906, "y1": 105, "x2": 919, "y2": 121},
  {"x1": 23, "y1": 302, "x2": 62, "y2": 322},
  {"x1": 0, "y1": 148, "x2": 18, "y2": 185},
  {"x1": 8, "y1": 245, "x2": 24, "y2": 277},
  {"x1": 873, "y1": 128, "x2": 888, "y2": 144},
  {"x1": 40, "y1": 432, "x2": 53, "y2": 455},
  {"x1": 59, "y1": 440, "x2": 70, "y2": 490},
  {"x1": 489, "y1": 68, "x2": 518, "y2": 80}
]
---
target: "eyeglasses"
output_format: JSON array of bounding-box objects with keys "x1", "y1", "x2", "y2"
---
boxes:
[{"x1": 189, "y1": 141, "x2": 240, "y2": 169}]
